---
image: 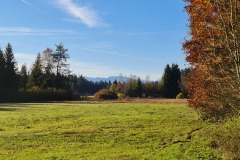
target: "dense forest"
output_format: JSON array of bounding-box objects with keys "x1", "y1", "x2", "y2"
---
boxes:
[{"x1": 0, "y1": 43, "x2": 188, "y2": 102}]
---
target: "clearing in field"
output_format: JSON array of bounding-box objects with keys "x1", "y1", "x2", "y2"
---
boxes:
[{"x1": 0, "y1": 102, "x2": 221, "y2": 159}]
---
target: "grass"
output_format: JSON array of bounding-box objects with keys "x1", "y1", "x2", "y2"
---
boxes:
[{"x1": 0, "y1": 102, "x2": 236, "y2": 159}]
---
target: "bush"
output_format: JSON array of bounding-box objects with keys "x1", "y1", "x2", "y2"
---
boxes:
[
  {"x1": 72, "y1": 92, "x2": 80, "y2": 100},
  {"x1": 16, "y1": 87, "x2": 72, "y2": 102},
  {"x1": 117, "y1": 93, "x2": 125, "y2": 99},
  {"x1": 176, "y1": 93, "x2": 184, "y2": 99},
  {"x1": 94, "y1": 89, "x2": 118, "y2": 100},
  {"x1": 202, "y1": 118, "x2": 240, "y2": 159}
]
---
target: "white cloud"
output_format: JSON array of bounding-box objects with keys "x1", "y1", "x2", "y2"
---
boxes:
[
  {"x1": 70, "y1": 61, "x2": 120, "y2": 77},
  {"x1": 54, "y1": 0, "x2": 104, "y2": 28},
  {"x1": 15, "y1": 52, "x2": 36, "y2": 61},
  {"x1": 70, "y1": 61, "x2": 161, "y2": 81},
  {"x1": 72, "y1": 46, "x2": 160, "y2": 62},
  {"x1": 0, "y1": 27, "x2": 76, "y2": 36},
  {"x1": 21, "y1": 0, "x2": 41, "y2": 12}
]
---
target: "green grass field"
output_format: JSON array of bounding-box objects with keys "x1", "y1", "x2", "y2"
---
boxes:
[{"x1": 0, "y1": 102, "x2": 238, "y2": 159}]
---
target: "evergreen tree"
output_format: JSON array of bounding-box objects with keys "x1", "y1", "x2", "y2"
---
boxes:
[
  {"x1": 144, "y1": 75, "x2": 154, "y2": 97},
  {"x1": 52, "y1": 43, "x2": 70, "y2": 76},
  {"x1": 170, "y1": 64, "x2": 181, "y2": 97},
  {"x1": 19, "y1": 64, "x2": 28, "y2": 89},
  {"x1": 113, "y1": 79, "x2": 117, "y2": 85},
  {"x1": 159, "y1": 64, "x2": 181, "y2": 98},
  {"x1": 51, "y1": 43, "x2": 70, "y2": 89},
  {"x1": 0, "y1": 48, "x2": 6, "y2": 101},
  {"x1": 159, "y1": 64, "x2": 171, "y2": 97},
  {"x1": 28, "y1": 53, "x2": 43, "y2": 88},
  {"x1": 4, "y1": 43, "x2": 18, "y2": 100},
  {"x1": 136, "y1": 78, "x2": 143, "y2": 97},
  {"x1": 126, "y1": 76, "x2": 135, "y2": 97}
]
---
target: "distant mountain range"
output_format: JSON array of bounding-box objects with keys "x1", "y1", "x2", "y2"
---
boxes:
[{"x1": 85, "y1": 76, "x2": 129, "y2": 82}]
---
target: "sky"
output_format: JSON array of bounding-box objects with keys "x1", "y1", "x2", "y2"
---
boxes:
[{"x1": 0, "y1": 0, "x2": 189, "y2": 81}]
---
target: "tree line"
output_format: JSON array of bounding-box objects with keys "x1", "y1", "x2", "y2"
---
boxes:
[
  {"x1": 0, "y1": 43, "x2": 188, "y2": 102},
  {"x1": 108, "y1": 64, "x2": 189, "y2": 98}
]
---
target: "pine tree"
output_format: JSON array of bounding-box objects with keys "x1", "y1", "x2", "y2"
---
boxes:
[
  {"x1": 52, "y1": 43, "x2": 70, "y2": 76},
  {"x1": 170, "y1": 64, "x2": 181, "y2": 97},
  {"x1": 0, "y1": 48, "x2": 6, "y2": 101},
  {"x1": 19, "y1": 64, "x2": 28, "y2": 89},
  {"x1": 4, "y1": 43, "x2": 18, "y2": 100},
  {"x1": 159, "y1": 64, "x2": 181, "y2": 98},
  {"x1": 28, "y1": 53, "x2": 43, "y2": 88},
  {"x1": 136, "y1": 78, "x2": 143, "y2": 97}
]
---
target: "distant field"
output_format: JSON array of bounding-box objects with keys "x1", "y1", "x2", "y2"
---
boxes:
[{"x1": 0, "y1": 102, "x2": 229, "y2": 159}]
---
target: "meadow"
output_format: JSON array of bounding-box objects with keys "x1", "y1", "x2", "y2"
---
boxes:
[{"x1": 0, "y1": 101, "x2": 239, "y2": 159}]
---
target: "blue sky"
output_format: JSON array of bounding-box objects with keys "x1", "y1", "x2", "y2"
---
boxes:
[{"x1": 0, "y1": 0, "x2": 189, "y2": 81}]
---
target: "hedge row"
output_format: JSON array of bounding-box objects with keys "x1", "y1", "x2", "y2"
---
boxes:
[{"x1": 16, "y1": 87, "x2": 74, "y2": 102}]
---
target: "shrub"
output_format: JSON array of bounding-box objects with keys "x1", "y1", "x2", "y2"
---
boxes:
[
  {"x1": 176, "y1": 93, "x2": 184, "y2": 99},
  {"x1": 17, "y1": 87, "x2": 72, "y2": 102},
  {"x1": 72, "y1": 92, "x2": 80, "y2": 100},
  {"x1": 94, "y1": 89, "x2": 118, "y2": 100},
  {"x1": 117, "y1": 93, "x2": 125, "y2": 99},
  {"x1": 203, "y1": 118, "x2": 240, "y2": 159}
]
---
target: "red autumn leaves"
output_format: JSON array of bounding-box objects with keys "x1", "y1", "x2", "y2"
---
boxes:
[{"x1": 183, "y1": 0, "x2": 240, "y2": 119}]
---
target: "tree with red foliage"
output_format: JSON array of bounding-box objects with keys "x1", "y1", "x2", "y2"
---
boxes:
[{"x1": 183, "y1": 0, "x2": 240, "y2": 119}]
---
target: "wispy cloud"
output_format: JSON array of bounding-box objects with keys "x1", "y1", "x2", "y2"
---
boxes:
[
  {"x1": 21, "y1": 0, "x2": 41, "y2": 12},
  {"x1": 54, "y1": 0, "x2": 104, "y2": 28},
  {"x1": 70, "y1": 61, "x2": 120, "y2": 77},
  {"x1": 104, "y1": 30, "x2": 186, "y2": 37},
  {"x1": 70, "y1": 60, "x2": 161, "y2": 80},
  {"x1": 72, "y1": 46, "x2": 160, "y2": 62},
  {"x1": 15, "y1": 52, "x2": 36, "y2": 61},
  {"x1": 0, "y1": 27, "x2": 81, "y2": 37}
]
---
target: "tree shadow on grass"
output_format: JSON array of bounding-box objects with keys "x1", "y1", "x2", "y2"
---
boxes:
[
  {"x1": 0, "y1": 103, "x2": 42, "y2": 112},
  {"x1": 0, "y1": 107, "x2": 19, "y2": 112}
]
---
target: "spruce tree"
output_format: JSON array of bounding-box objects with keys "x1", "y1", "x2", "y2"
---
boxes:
[
  {"x1": 0, "y1": 48, "x2": 6, "y2": 101},
  {"x1": 4, "y1": 43, "x2": 18, "y2": 100},
  {"x1": 52, "y1": 43, "x2": 70, "y2": 76},
  {"x1": 170, "y1": 64, "x2": 181, "y2": 98},
  {"x1": 159, "y1": 64, "x2": 181, "y2": 98},
  {"x1": 28, "y1": 53, "x2": 43, "y2": 88},
  {"x1": 136, "y1": 78, "x2": 143, "y2": 97},
  {"x1": 19, "y1": 64, "x2": 28, "y2": 89}
]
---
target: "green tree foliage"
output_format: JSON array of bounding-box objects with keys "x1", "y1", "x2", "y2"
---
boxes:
[
  {"x1": 0, "y1": 42, "x2": 188, "y2": 102},
  {"x1": 159, "y1": 64, "x2": 181, "y2": 98},
  {"x1": 52, "y1": 43, "x2": 70, "y2": 76},
  {"x1": 0, "y1": 48, "x2": 6, "y2": 101},
  {"x1": 48, "y1": 44, "x2": 71, "y2": 89},
  {"x1": 136, "y1": 78, "x2": 143, "y2": 97},
  {"x1": 126, "y1": 75, "x2": 138, "y2": 97},
  {"x1": 19, "y1": 64, "x2": 28, "y2": 89},
  {"x1": 28, "y1": 53, "x2": 43, "y2": 88},
  {"x1": 144, "y1": 75, "x2": 154, "y2": 97},
  {"x1": 69, "y1": 74, "x2": 111, "y2": 96},
  {"x1": 110, "y1": 83, "x2": 120, "y2": 93},
  {"x1": 4, "y1": 43, "x2": 18, "y2": 100},
  {"x1": 41, "y1": 48, "x2": 56, "y2": 89},
  {"x1": 0, "y1": 43, "x2": 76, "y2": 102}
]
